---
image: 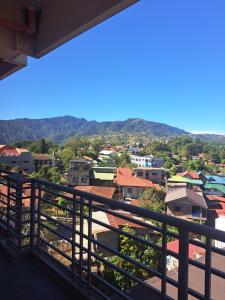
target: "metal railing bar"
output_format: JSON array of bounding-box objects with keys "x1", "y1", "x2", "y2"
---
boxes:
[
  {"x1": 39, "y1": 197, "x2": 73, "y2": 214},
  {"x1": 89, "y1": 252, "x2": 163, "y2": 294},
  {"x1": 39, "y1": 222, "x2": 73, "y2": 244},
  {"x1": 92, "y1": 204, "x2": 163, "y2": 233},
  {"x1": 90, "y1": 217, "x2": 162, "y2": 251},
  {"x1": 90, "y1": 237, "x2": 161, "y2": 278},
  {"x1": 39, "y1": 237, "x2": 73, "y2": 262},
  {"x1": 91, "y1": 273, "x2": 132, "y2": 300}
]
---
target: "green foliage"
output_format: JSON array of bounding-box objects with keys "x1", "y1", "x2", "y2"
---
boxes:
[
  {"x1": 29, "y1": 166, "x2": 62, "y2": 184},
  {"x1": 139, "y1": 187, "x2": 165, "y2": 213},
  {"x1": 102, "y1": 226, "x2": 161, "y2": 291}
]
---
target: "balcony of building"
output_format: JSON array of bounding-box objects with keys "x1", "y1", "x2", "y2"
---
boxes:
[{"x1": 0, "y1": 169, "x2": 225, "y2": 300}]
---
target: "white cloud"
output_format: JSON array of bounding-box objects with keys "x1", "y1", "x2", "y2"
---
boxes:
[{"x1": 190, "y1": 130, "x2": 225, "y2": 136}]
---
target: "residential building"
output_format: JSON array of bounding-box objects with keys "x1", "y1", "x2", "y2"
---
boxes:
[
  {"x1": 206, "y1": 175, "x2": 225, "y2": 185},
  {"x1": 66, "y1": 159, "x2": 92, "y2": 186},
  {"x1": 91, "y1": 167, "x2": 116, "y2": 187},
  {"x1": 141, "y1": 252, "x2": 225, "y2": 300},
  {"x1": 168, "y1": 175, "x2": 203, "y2": 187},
  {"x1": 98, "y1": 149, "x2": 117, "y2": 166},
  {"x1": 32, "y1": 153, "x2": 61, "y2": 171},
  {"x1": 204, "y1": 183, "x2": 225, "y2": 196},
  {"x1": 115, "y1": 168, "x2": 160, "y2": 199},
  {"x1": 74, "y1": 186, "x2": 116, "y2": 207},
  {"x1": 130, "y1": 155, "x2": 163, "y2": 168},
  {"x1": 166, "y1": 239, "x2": 205, "y2": 271},
  {"x1": 133, "y1": 167, "x2": 167, "y2": 184},
  {"x1": 0, "y1": 145, "x2": 34, "y2": 173},
  {"x1": 165, "y1": 187, "x2": 208, "y2": 221},
  {"x1": 75, "y1": 211, "x2": 154, "y2": 257}
]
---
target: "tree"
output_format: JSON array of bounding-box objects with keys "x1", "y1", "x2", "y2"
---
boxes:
[
  {"x1": 102, "y1": 226, "x2": 161, "y2": 291},
  {"x1": 139, "y1": 187, "x2": 165, "y2": 213},
  {"x1": 29, "y1": 166, "x2": 62, "y2": 184}
]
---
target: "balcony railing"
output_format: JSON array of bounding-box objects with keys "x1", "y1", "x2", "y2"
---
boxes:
[{"x1": 0, "y1": 169, "x2": 225, "y2": 300}]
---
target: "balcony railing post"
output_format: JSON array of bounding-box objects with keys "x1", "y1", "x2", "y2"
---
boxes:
[
  {"x1": 72, "y1": 193, "x2": 77, "y2": 278},
  {"x1": 15, "y1": 181, "x2": 23, "y2": 252},
  {"x1": 87, "y1": 199, "x2": 92, "y2": 287},
  {"x1": 79, "y1": 197, "x2": 84, "y2": 280},
  {"x1": 37, "y1": 184, "x2": 42, "y2": 248},
  {"x1": 6, "y1": 178, "x2": 10, "y2": 244},
  {"x1": 161, "y1": 222, "x2": 167, "y2": 299},
  {"x1": 204, "y1": 237, "x2": 212, "y2": 300},
  {"x1": 30, "y1": 180, "x2": 36, "y2": 249},
  {"x1": 178, "y1": 228, "x2": 189, "y2": 300}
]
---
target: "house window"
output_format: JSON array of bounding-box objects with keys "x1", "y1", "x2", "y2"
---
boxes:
[
  {"x1": 23, "y1": 161, "x2": 29, "y2": 163},
  {"x1": 127, "y1": 188, "x2": 133, "y2": 194},
  {"x1": 192, "y1": 206, "x2": 200, "y2": 217},
  {"x1": 80, "y1": 177, "x2": 87, "y2": 183},
  {"x1": 11, "y1": 161, "x2": 16, "y2": 163},
  {"x1": 137, "y1": 172, "x2": 143, "y2": 177},
  {"x1": 173, "y1": 206, "x2": 181, "y2": 212},
  {"x1": 152, "y1": 172, "x2": 158, "y2": 176}
]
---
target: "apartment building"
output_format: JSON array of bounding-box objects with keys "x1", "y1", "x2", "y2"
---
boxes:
[{"x1": 0, "y1": 145, "x2": 34, "y2": 173}]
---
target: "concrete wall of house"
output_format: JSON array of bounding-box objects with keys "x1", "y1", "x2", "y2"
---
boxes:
[
  {"x1": 134, "y1": 169, "x2": 164, "y2": 184},
  {"x1": 167, "y1": 197, "x2": 206, "y2": 219},
  {"x1": 95, "y1": 231, "x2": 118, "y2": 256},
  {"x1": 123, "y1": 186, "x2": 144, "y2": 199},
  {"x1": 0, "y1": 152, "x2": 34, "y2": 173},
  {"x1": 34, "y1": 159, "x2": 53, "y2": 172},
  {"x1": 67, "y1": 161, "x2": 92, "y2": 185},
  {"x1": 215, "y1": 216, "x2": 225, "y2": 249}
]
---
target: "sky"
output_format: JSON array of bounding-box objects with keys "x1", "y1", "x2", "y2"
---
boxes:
[{"x1": 0, "y1": 0, "x2": 225, "y2": 133}]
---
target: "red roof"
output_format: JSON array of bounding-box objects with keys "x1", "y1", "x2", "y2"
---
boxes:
[
  {"x1": 206, "y1": 195, "x2": 225, "y2": 203},
  {"x1": 106, "y1": 212, "x2": 145, "y2": 229},
  {"x1": 177, "y1": 171, "x2": 199, "y2": 179},
  {"x1": 74, "y1": 185, "x2": 115, "y2": 199},
  {"x1": 0, "y1": 145, "x2": 29, "y2": 156},
  {"x1": 167, "y1": 239, "x2": 205, "y2": 259},
  {"x1": 115, "y1": 168, "x2": 160, "y2": 189}
]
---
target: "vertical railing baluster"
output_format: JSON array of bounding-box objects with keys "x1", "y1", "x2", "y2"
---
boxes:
[
  {"x1": 30, "y1": 180, "x2": 36, "y2": 249},
  {"x1": 37, "y1": 185, "x2": 41, "y2": 248},
  {"x1": 79, "y1": 197, "x2": 84, "y2": 280},
  {"x1": 87, "y1": 199, "x2": 92, "y2": 287},
  {"x1": 16, "y1": 181, "x2": 23, "y2": 252},
  {"x1": 204, "y1": 237, "x2": 212, "y2": 300},
  {"x1": 178, "y1": 229, "x2": 189, "y2": 300},
  {"x1": 161, "y1": 222, "x2": 167, "y2": 299},
  {"x1": 72, "y1": 193, "x2": 77, "y2": 278},
  {"x1": 6, "y1": 178, "x2": 10, "y2": 244}
]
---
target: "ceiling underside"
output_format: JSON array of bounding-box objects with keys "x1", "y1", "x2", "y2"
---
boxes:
[{"x1": 0, "y1": 0, "x2": 138, "y2": 80}]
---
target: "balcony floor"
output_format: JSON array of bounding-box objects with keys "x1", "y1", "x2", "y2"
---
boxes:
[{"x1": 0, "y1": 247, "x2": 86, "y2": 300}]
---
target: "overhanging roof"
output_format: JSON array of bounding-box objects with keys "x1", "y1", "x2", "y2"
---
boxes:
[{"x1": 0, "y1": 0, "x2": 139, "y2": 80}]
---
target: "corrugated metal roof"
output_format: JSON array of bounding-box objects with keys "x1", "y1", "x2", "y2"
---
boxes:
[{"x1": 165, "y1": 187, "x2": 207, "y2": 209}]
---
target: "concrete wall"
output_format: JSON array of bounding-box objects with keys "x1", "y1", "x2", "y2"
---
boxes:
[
  {"x1": 167, "y1": 197, "x2": 206, "y2": 220},
  {"x1": 123, "y1": 186, "x2": 144, "y2": 199},
  {"x1": 0, "y1": 152, "x2": 34, "y2": 173}
]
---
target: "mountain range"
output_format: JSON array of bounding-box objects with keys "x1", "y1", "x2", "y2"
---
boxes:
[{"x1": 0, "y1": 116, "x2": 224, "y2": 144}]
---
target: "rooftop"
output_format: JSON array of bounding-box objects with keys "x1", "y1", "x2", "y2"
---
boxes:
[{"x1": 165, "y1": 187, "x2": 208, "y2": 209}]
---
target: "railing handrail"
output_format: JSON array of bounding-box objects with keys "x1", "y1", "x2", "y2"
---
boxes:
[{"x1": 1, "y1": 168, "x2": 225, "y2": 243}]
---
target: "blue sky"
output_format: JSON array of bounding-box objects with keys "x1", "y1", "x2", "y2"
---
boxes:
[{"x1": 1, "y1": 0, "x2": 225, "y2": 133}]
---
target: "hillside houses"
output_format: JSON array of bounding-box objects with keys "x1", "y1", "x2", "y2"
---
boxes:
[{"x1": 114, "y1": 168, "x2": 160, "y2": 200}]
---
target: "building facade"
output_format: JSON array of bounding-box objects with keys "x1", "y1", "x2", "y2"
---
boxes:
[
  {"x1": 0, "y1": 145, "x2": 34, "y2": 173},
  {"x1": 67, "y1": 159, "x2": 92, "y2": 186},
  {"x1": 130, "y1": 155, "x2": 163, "y2": 168}
]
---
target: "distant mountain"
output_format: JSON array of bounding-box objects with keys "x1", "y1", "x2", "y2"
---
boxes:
[
  {"x1": 0, "y1": 116, "x2": 188, "y2": 144},
  {"x1": 0, "y1": 116, "x2": 224, "y2": 144}
]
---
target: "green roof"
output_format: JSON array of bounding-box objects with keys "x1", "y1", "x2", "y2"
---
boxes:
[
  {"x1": 93, "y1": 171, "x2": 115, "y2": 181},
  {"x1": 204, "y1": 183, "x2": 225, "y2": 194},
  {"x1": 168, "y1": 175, "x2": 203, "y2": 185}
]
